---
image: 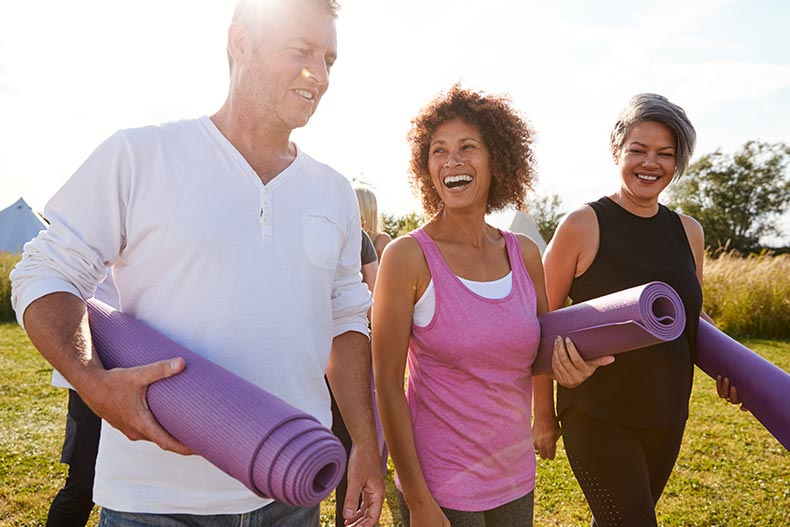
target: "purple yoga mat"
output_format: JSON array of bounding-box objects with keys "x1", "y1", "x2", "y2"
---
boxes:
[
  {"x1": 695, "y1": 319, "x2": 790, "y2": 451},
  {"x1": 533, "y1": 281, "x2": 686, "y2": 375},
  {"x1": 86, "y1": 298, "x2": 346, "y2": 507}
]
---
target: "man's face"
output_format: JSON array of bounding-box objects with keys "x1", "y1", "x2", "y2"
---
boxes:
[{"x1": 237, "y1": 3, "x2": 337, "y2": 132}]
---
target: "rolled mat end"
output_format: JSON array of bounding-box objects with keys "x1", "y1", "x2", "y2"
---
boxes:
[{"x1": 533, "y1": 281, "x2": 686, "y2": 376}]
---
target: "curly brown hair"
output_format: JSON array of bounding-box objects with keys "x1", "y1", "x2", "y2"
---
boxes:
[{"x1": 407, "y1": 83, "x2": 537, "y2": 216}]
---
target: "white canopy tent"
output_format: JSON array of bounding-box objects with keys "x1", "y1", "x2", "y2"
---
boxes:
[{"x1": 0, "y1": 197, "x2": 47, "y2": 253}]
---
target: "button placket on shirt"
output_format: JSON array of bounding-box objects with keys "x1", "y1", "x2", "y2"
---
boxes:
[{"x1": 259, "y1": 186, "x2": 273, "y2": 240}]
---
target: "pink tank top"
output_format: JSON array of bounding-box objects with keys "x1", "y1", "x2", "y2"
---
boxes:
[{"x1": 401, "y1": 228, "x2": 539, "y2": 510}]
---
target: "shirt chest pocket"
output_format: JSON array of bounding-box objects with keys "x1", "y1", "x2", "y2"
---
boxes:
[{"x1": 303, "y1": 214, "x2": 344, "y2": 270}]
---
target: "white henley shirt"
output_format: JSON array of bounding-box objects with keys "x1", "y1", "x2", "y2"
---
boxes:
[{"x1": 10, "y1": 116, "x2": 371, "y2": 514}]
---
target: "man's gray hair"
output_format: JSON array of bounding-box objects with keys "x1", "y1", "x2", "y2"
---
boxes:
[
  {"x1": 227, "y1": 0, "x2": 340, "y2": 71},
  {"x1": 610, "y1": 93, "x2": 697, "y2": 180},
  {"x1": 233, "y1": 0, "x2": 340, "y2": 25}
]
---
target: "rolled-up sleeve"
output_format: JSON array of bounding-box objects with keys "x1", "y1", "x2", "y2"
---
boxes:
[
  {"x1": 10, "y1": 131, "x2": 130, "y2": 329},
  {"x1": 330, "y1": 189, "x2": 372, "y2": 338}
]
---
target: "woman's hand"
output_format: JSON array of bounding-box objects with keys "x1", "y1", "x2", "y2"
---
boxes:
[
  {"x1": 406, "y1": 496, "x2": 451, "y2": 527},
  {"x1": 552, "y1": 336, "x2": 614, "y2": 388},
  {"x1": 532, "y1": 412, "x2": 561, "y2": 460},
  {"x1": 716, "y1": 375, "x2": 749, "y2": 412}
]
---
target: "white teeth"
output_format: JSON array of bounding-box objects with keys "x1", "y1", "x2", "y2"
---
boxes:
[
  {"x1": 444, "y1": 174, "x2": 472, "y2": 186},
  {"x1": 636, "y1": 173, "x2": 658, "y2": 181},
  {"x1": 295, "y1": 89, "x2": 313, "y2": 100}
]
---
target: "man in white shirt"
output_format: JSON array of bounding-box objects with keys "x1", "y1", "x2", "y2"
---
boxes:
[{"x1": 10, "y1": 0, "x2": 384, "y2": 525}]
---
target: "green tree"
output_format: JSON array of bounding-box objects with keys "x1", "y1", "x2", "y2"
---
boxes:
[
  {"x1": 382, "y1": 212, "x2": 424, "y2": 238},
  {"x1": 526, "y1": 192, "x2": 565, "y2": 243},
  {"x1": 668, "y1": 141, "x2": 790, "y2": 253}
]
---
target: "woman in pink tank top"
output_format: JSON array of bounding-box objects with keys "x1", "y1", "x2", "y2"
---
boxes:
[{"x1": 372, "y1": 85, "x2": 607, "y2": 527}]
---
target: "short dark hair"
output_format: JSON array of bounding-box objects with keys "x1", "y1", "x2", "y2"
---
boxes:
[{"x1": 407, "y1": 83, "x2": 537, "y2": 216}]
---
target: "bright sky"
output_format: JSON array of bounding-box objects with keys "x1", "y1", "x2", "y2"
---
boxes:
[{"x1": 1, "y1": 0, "x2": 789, "y2": 242}]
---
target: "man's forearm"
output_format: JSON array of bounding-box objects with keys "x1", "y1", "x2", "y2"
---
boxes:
[
  {"x1": 326, "y1": 331, "x2": 378, "y2": 449},
  {"x1": 24, "y1": 291, "x2": 191, "y2": 453},
  {"x1": 23, "y1": 292, "x2": 104, "y2": 389}
]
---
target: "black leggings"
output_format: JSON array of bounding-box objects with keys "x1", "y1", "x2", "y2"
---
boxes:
[
  {"x1": 560, "y1": 406, "x2": 686, "y2": 527},
  {"x1": 48, "y1": 389, "x2": 101, "y2": 527},
  {"x1": 398, "y1": 491, "x2": 533, "y2": 527},
  {"x1": 327, "y1": 380, "x2": 354, "y2": 527}
]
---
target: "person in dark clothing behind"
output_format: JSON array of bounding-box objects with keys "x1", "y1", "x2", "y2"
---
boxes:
[
  {"x1": 538, "y1": 93, "x2": 744, "y2": 527},
  {"x1": 47, "y1": 390, "x2": 101, "y2": 527},
  {"x1": 329, "y1": 230, "x2": 379, "y2": 527}
]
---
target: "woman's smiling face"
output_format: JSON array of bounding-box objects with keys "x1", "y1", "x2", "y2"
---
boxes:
[
  {"x1": 615, "y1": 120, "x2": 677, "y2": 205},
  {"x1": 427, "y1": 118, "x2": 492, "y2": 213}
]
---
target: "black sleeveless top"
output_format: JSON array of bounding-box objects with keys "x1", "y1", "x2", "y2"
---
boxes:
[{"x1": 556, "y1": 196, "x2": 702, "y2": 427}]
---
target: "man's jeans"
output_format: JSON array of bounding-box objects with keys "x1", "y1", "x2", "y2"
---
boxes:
[{"x1": 99, "y1": 502, "x2": 320, "y2": 527}]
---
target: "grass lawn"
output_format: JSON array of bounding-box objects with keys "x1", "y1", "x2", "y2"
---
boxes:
[{"x1": 1, "y1": 322, "x2": 788, "y2": 526}]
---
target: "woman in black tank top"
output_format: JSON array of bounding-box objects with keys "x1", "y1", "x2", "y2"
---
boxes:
[{"x1": 538, "y1": 94, "x2": 743, "y2": 527}]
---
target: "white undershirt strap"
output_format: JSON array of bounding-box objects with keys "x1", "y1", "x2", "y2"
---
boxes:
[{"x1": 413, "y1": 272, "x2": 513, "y2": 327}]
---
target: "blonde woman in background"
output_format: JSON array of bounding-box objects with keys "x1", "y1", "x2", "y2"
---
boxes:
[{"x1": 356, "y1": 186, "x2": 393, "y2": 259}]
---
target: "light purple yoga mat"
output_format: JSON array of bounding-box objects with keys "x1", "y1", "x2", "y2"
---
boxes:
[
  {"x1": 86, "y1": 298, "x2": 346, "y2": 507},
  {"x1": 695, "y1": 319, "x2": 790, "y2": 451},
  {"x1": 533, "y1": 281, "x2": 686, "y2": 375}
]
